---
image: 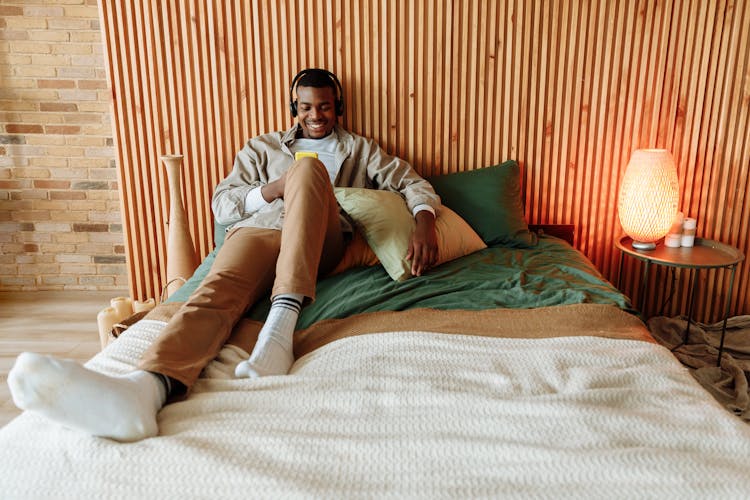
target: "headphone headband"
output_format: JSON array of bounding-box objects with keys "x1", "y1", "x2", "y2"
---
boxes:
[{"x1": 289, "y1": 68, "x2": 344, "y2": 117}]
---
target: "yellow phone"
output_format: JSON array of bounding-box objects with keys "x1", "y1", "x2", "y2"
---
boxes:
[{"x1": 295, "y1": 151, "x2": 318, "y2": 161}]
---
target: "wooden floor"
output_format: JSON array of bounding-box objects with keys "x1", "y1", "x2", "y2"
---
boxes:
[{"x1": 0, "y1": 290, "x2": 125, "y2": 429}]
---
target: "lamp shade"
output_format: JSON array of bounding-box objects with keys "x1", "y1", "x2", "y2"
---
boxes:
[{"x1": 618, "y1": 149, "x2": 679, "y2": 250}]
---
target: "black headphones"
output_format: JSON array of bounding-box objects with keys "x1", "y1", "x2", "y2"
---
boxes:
[{"x1": 289, "y1": 68, "x2": 344, "y2": 117}]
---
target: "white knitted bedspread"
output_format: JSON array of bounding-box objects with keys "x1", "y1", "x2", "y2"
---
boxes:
[{"x1": 3, "y1": 318, "x2": 750, "y2": 499}]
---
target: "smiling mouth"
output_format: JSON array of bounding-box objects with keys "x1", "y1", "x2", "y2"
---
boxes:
[{"x1": 307, "y1": 122, "x2": 327, "y2": 131}]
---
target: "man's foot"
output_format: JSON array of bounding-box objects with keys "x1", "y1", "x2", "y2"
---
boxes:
[
  {"x1": 235, "y1": 293, "x2": 302, "y2": 378},
  {"x1": 7, "y1": 352, "x2": 166, "y2": 442}
]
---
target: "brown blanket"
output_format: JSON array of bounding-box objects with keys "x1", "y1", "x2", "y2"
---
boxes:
[
  {"x1": 133, "y1": 301, "x2": 653, "y2": 362},
  {"x1": 648, "y1": 315, "x2": 750, "y2": 422},
  {"x1": 212, "y1": 303, "x2": 652, "y2": 359}
]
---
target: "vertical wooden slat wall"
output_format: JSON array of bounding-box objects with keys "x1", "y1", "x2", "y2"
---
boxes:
[{"x1": 99, "y1": 0, "x2": 750, "y2": 322}]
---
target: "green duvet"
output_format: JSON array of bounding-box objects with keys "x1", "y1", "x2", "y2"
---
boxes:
[{"x1": 168, "y1": 236, "x2": 633, "y2": 330}]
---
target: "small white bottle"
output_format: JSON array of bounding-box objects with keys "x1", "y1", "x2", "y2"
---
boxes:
[{"x1": 681, "y1": 218, "x2": 697, "y2": 247}]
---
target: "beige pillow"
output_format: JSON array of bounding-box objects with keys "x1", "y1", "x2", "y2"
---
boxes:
[{"x1": 334, "y1": 187, "x2": 487, "y2": 281}]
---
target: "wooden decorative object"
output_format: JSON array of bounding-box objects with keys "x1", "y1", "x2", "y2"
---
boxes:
[{"x1": 161, "y1": 154, "x2": 199, "y2": 298}]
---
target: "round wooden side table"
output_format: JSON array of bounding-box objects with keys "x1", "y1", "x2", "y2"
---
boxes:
[{"x1": 616, "y1": 236, "x2": 744, "y2": 366}]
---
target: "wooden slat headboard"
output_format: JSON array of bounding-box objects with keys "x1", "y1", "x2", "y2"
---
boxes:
[{"x1": 99, "y1": 0, "x2": 750, "y2": 322}]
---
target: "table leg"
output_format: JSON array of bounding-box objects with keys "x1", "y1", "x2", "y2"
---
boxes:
[
  {"x1": 716, "y1": 265, "x2": 738, "y2": 367},
  {"x1": 684, "y1": 269, "x2": 698, "y2": 344},
  {"x1": 639, "y1": 260, "x2": 650, "y2": 315}
]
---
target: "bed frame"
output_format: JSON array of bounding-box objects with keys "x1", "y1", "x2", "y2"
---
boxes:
[{"x1": 528, "y1": 224, "x2": 575, "y2": 247}]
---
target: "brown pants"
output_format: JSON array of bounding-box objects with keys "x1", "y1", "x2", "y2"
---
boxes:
[{"x1": 139, "y1": 158, "x2": 345, "y2": 391}]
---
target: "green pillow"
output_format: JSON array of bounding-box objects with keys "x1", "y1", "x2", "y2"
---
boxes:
[
  {"x1": 334, "y1": 187, "x2": 486, "y2": 281},
  {"x1": 427, "y1": 161, "x2": 537, "y2": 248}
]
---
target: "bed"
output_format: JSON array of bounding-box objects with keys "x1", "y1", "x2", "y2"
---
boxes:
[{"x1": 3, "y1": 161, "x2": 750, "y2": 498}]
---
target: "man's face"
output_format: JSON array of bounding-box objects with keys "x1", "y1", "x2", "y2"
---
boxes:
[{"x1": 296, "y1": 85, "x2": 337, "y2": 139}]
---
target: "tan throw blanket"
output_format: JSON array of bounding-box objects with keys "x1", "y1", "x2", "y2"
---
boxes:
[
  {"x1": 174, "y1": 302, "x2": 655, "y2": 359},
  {"x1": 648, "y1": 314, "x2": 750, "y2": 421}
]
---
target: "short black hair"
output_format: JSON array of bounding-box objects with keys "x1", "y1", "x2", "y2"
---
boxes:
[{"x1": 296, "y1": 68, "x2": 338, "y2": 95}]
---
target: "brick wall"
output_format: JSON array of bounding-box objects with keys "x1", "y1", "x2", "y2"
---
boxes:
[{"x1": 0, "y1": 0, "x2": 127, "y2": 291}]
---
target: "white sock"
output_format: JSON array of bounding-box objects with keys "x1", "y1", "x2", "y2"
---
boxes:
[
  {"x1": 7, "y1": 352, "x2": 166, "y2": 442},
  {"x1": 235, "y1": 293, "x2": 303, "y2": 378}
]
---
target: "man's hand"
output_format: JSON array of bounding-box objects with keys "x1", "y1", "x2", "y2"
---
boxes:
[
  {"x1": 406, "y1": 210, "x2": 438, "y2": 276},
  {"x1": 261, "y1": 172, "x2": 287, "y2": 202}
]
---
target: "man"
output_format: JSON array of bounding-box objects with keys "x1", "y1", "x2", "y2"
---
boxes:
[{"x1": 7, "y1": 68, "x2": 440, "y2": 442}]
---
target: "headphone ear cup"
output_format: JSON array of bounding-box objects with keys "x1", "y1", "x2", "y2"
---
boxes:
[
  {"x1": 336, "y1": 99, "x2": 343, "y2": 116},
  {"x1": 290, "y1": 100, "x2": 297, "y2": 117}
]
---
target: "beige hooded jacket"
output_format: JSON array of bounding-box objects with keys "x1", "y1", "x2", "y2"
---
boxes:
[{"x1": 211, "y1": 124, "x2": 440, "y2": 233}]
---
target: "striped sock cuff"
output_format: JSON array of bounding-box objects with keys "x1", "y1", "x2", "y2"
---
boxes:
[{"x1": 272, "y1": 295, "x2": 303, "y2": 313}]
